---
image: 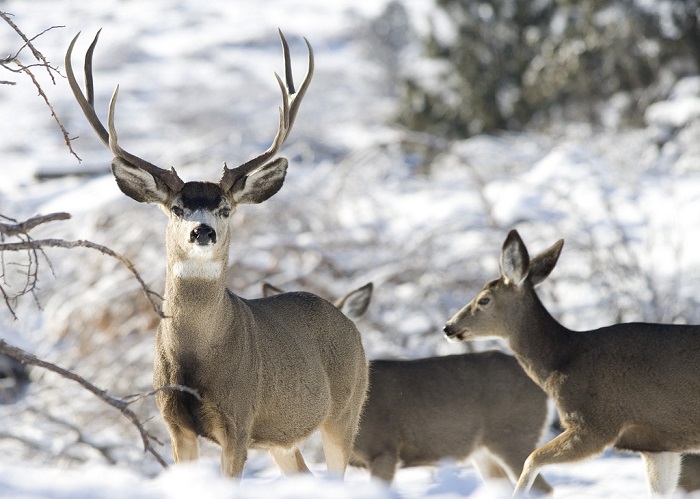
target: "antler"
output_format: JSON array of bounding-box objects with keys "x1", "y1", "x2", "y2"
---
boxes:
[
  {"x1": 65, "y1": 30, "x2": 184, "y2": 192},
  {"x1": 219, "y1": 29, "x2": 314, "y2": 192}
]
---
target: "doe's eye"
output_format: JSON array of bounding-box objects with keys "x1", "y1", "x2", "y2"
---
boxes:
[
  {"x1": 477, "y1": 297, "x2": 490, "y2": 306},
  {"x1": 220, "y1": 208, "x2": 231, "y2": 218},
  {"x1": 172, "y1": 206, "x2": 184, "y2": 218}
]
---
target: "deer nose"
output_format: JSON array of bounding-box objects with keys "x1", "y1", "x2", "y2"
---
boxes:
[
  {"x1": 443, "y1": 324, "x2": 455, "y2": 337},
  {"x1": 190, "y1": 224, "x2": 216, "y2": 245}
]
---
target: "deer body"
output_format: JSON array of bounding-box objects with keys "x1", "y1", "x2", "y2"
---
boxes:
[
  {"x1": 67, "y1": 31, "x2": 368, "y2": 478},
  {"x1": 444, "y1": 230, "x2": 700, "y2": 495},
  {"x1": 262, "y1": 282, "x2": 551, "y2": 492},
  {"x1": 156, "y1": 279, "x2": 366, "y2": 471},
  {"x1": 351, "y1": 352, "x2": 552, "y2": 493}
]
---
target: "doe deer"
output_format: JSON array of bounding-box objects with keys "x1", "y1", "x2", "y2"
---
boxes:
[
  {"x1": 65, "y1": 30, "x2": 368, "y2": 478},
  {"x1": 444, "y1": 229, "x2": 700, "y2": 495},
  {"x1": 263, "y1": 282, "x2": 552, "y2": 493}
]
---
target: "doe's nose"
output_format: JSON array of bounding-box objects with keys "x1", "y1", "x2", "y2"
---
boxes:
[
  {"x1": 443, "y1": 324, "x2": 454, "y2": 336},
  {"x1": 190, "y1": 224, "x2": 216, "y2": 245}
]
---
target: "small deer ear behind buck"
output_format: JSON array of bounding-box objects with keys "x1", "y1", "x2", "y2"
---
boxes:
[
  {"x1": 66, "y1": 29, "x2": 368, "y2": 479},
  {"x1": 444, "y1": 229, "x2": 700, "y2": 496}
]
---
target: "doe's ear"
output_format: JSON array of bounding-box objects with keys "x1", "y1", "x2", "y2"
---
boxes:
[
  {"x1": 500, "y1": 230, "x2": 530, "y2": 285},
  {"x1": 111, "y1": 157, "x2": 172, "y2": 205},
  {"x1": 334, "y1": 282, "x2": 373, "y2": 320},
  {"x1": 529, "y1": 239, "x2": 564, "y2": 286},
  {"x1": 262, "y1": 282, "x2": 285, "y2": 298},
  {"x1": 229, "y1": 157, "x2": 288, "y2": 204}
]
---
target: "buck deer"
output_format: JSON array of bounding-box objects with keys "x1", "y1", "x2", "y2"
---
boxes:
[
  {"x1": 263, "y1": 282, "x2": 552, "y2": 493},
  {"x1": 444, "y1": 230, "x2": 700, "y2": 495},
  {"x1": 65, "y1": 30, "x2": 368, "y2": 478}
]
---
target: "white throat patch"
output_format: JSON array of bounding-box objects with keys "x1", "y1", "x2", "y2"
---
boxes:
[{"x1": 172, "y1": 259, "x2": 225, "y2": 281}]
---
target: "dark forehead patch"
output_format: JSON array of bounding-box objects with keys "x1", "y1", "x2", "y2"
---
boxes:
[{"x1": 179, "y1": 182, "x2": 226, "y2": 211}]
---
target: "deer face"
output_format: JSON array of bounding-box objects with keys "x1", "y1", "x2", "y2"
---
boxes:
[
  {"x1": 166, "y1": 181, "x2": 233, "y2": 257},
  {"x1": 444, "y1": 279, "x2": 512, "y2": 341},
  {"x1": 444, "y1": 230, "x2": 564, "y2": 342},
  {"x1": 107, "y1": 155, "x2": 287, "y2": 278}
]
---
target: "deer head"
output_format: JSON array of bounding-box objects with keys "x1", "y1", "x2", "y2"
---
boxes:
[
  {"x1": 444, "y1": 230, "x2": 564, "y2": 342},
  {"x1": 65, "y1": 30, "x2": 313, "y2": 266}
]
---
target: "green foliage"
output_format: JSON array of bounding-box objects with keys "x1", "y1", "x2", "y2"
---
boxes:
[{"x1": 398, "y1": 0, "x2": 700, "y2": 138}]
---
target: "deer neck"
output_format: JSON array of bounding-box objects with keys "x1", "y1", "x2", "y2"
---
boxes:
[
  {"x1": 506, "y1": 291, "x2": 570, "y2": 393},
  {"x1": 161, "y1": 244, "x2": 234, "y2": 338}
]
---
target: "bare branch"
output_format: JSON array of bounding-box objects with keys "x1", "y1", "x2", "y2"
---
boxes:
[
  {"x1": 0, "y1": 339, "x2": 174, "y2": 468},
  {"x1": 14, "y1": 62, "x2": 81, "y2": 161},
  {"x1": 0, "y1": 12, "x2": 78, "y2": 160},
  {"x1": 0, "y1": 12, "x2": 60, "y2": 82},
  {"x1": 0, "y1": 212, "x2": 71, "y2": 237},
  {"x1": 0, "y1": 237, "x2": 164, "y2": 318},
  {"x1": 123, "y1": 385, "x2": 202, "y2": 405}
]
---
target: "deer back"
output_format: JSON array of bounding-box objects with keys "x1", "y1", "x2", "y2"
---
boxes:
[{"x1": 352, "y1": 351, "x2": 549, "y2": 467}]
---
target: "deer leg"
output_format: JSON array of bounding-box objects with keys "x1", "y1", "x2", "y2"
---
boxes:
[
  {"x1": 215, "y1": 427, "x2": 248, "y2": 478},
  {"x1": 167, "y1": 424, "x2": 199, "y2": 462},
  {"x1": 368, "y1": 452, "x2": 399, "y2": 482},
  {"x1": 269, "y1": 447, "x2": 311, "y2": 475},
  {"x1": 515, "y1": 428, "x2": 610, "y2": 494},
  {"x1": 320, "y1": 428, "x2": 349, "y2": 477},
  {"x1": 640, "y1": 452, "x2": 681, "y2": 495},
  {"x1": 481, "y1": 440, "x2": 553, "y2": 494},
  {"x1": 471, "y1": 449, "x2": 513, "y2": 481},
  {"x1": 320, "y1": 423, "x2": 356, "y2": 478}
]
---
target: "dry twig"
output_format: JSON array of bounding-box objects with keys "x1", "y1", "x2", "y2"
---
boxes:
[
  {"x1": 0, "y1": 212, "x2": 164, "y2": 319},
  {"x1": 0, "y1": 11, "x2": 80, "y2": 160}
]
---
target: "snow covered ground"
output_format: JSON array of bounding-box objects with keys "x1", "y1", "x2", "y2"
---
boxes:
[{"x1": 2, "y1": 0, "x2": 700, "y2": 497}]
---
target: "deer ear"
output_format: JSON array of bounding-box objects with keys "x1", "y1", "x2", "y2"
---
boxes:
[
  {"x1": 111, "y1": 157, "x2": 172, "y2": 205},
  {"x1": 529, "y1": 239, "x2": 564, "y2": 286},
  {"x1": 500, "y1": 230, "x2": 530, "y2": 285},
  {"x1": 229, "y1": 158, "x2": 288, "y2": 204},
  {"x1": 334, "y1": 283, "x2": 373, "y2": 320},
  {"x1": 262, "y1": 282, "x2": 285, "y2": 298}
]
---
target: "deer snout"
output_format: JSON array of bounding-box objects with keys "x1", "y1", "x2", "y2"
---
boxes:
[
  {"x1": 190, "y1": 224, "x2": 217, "y2": 245},
  {"x1": 443, "y1": 323, "x2": 464, "y2": 341}
]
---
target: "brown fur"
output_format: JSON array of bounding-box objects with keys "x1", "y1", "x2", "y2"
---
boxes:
[
  {"x1": 263, "y1": 282, "x2": 551, "y2": 492},
  {"x1": 156, "y1": 270, "x2": 368, "y2": 476},
  {"x1": 352, "y1": 353, "x2": 552, "y2": 493},
  {"x1": 444, "y1": 230, "x2": 700, "y2": 494}
]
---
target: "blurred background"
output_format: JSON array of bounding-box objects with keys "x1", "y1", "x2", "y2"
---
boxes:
[{"x1": 1, "y1": 0, "x2": 700, "y2": 479}]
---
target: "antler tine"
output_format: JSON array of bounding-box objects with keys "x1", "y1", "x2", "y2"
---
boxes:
[
  {"x1": 220, "y1": 30, "x2": 314, "y2": 191},
  {"x1": 66, "y1": 31, "x2": 109, "y2": 147},
  {"x1": 65, "y1": 31, "x2": 184, "y2": 192}
]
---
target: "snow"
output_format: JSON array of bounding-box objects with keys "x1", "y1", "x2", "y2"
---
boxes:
[{"x1": 1, "y1": 0, "x2": 700, "y2": 497}]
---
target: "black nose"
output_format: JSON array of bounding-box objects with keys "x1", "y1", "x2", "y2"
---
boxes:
[
  {"x1": 443, "y1": 324, "x2": 454, "y2": 336},
  {"x1": 190, "y1": 224, "x2": 216, "y2": 244}
]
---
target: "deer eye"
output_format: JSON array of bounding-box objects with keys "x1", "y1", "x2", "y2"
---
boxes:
[
  {"x1": 219, "y1": 207, "x2": 231, "y2": 218},
  {"x1": 478, "y1": 297, "x2": 490, "y2": 306},
  {"x1": 171, "y1": 206, "x2": 184, "y2": 218}
]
